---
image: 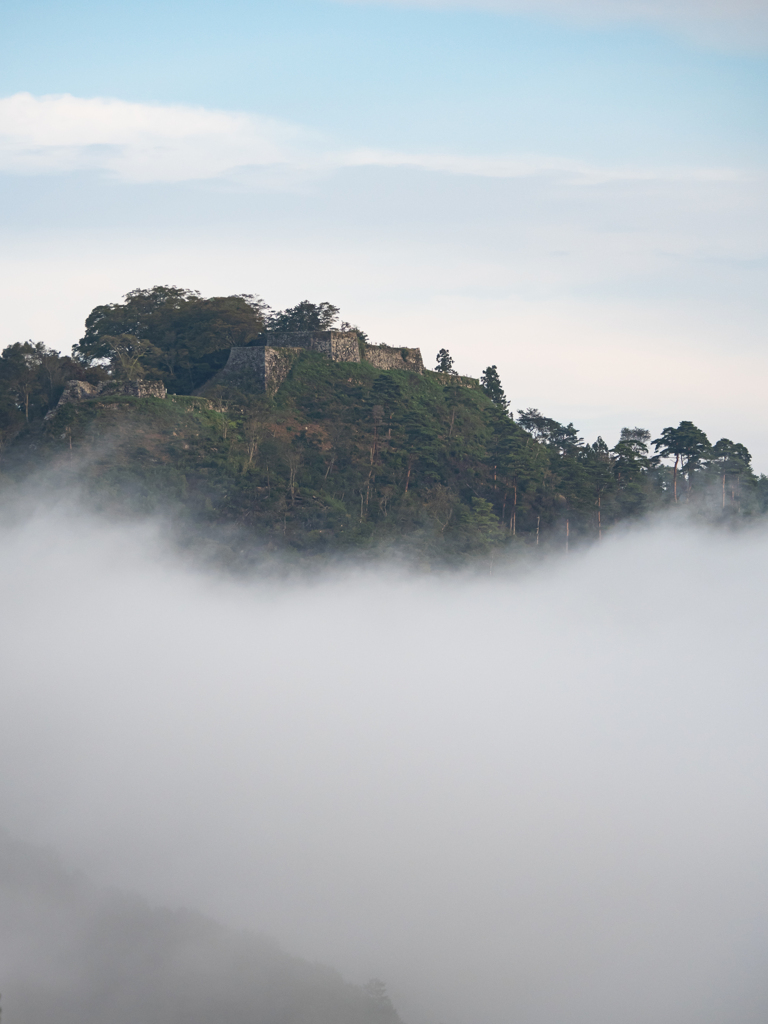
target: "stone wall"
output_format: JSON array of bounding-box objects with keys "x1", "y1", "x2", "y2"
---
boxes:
[
  {"x1": 257, "y1": 332, "x2": 424, "y2": 372},
  {"x1": 46, "y1": 379, "x2": 167, "y2": 418},
  {"x1": 207, "y1": 333, "x2": 424, "y2": 396},
  {"x1": 361, "y1": 342, "x2": 424, "y2": 374},
  {"x1": 211, "y1": 345, "x2": 300, "y2": 395},
  {"x1": 99, "y1": 380, "x2": 168, "y2": 399},
  {"x1": 260, "y1": 330, "x2": 362, "y2": 363}
]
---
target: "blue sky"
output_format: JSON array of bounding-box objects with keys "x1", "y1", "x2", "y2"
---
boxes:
[
  {"x1": 2, "y1": 0, "x2": 766, "y2": 163},
  {"x1": 1, "y1": 0, "x2": 767, "y2": 459}
]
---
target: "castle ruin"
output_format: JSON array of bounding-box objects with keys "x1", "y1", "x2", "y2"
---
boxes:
[
  {"x1": 210, "y1": 331, "x2": 424, "y2": 394},
  {"x1": 47, "y1": 331, "x2": 424, "y2": 416},
  {"x1": 45, "y1": 378, "x2": 168, "y2": 419}
]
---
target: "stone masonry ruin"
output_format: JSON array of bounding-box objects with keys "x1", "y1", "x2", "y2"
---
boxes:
[
  {"x1": 45, "y1": 379, "x2": 168, "y2": 419},
  {"x1": 46, "y1": 332, "x2": 424, "y2": 414},
  {"x1": 210, "y1": 331, "x2": 424, "y2": 395}
]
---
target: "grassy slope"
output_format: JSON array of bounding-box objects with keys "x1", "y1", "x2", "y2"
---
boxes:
[
  {"x1": 2, "y1": 353, "x2": 515, "y2": 559},
  {"x1": 5, "y1": 352, "x2": 764, "y2": 560}
]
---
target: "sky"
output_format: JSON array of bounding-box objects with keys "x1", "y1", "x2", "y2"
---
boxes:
[{"x1": 0, "y1": 0, "x2": 766, "y2": 459}]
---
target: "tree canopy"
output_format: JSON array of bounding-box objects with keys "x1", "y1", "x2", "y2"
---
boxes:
[
  {"x1": 434, "y1": 349, "x2": 454, "y2": 373},
  {"x1": 653, "y1": 421, "x2": 711, "y2": 501},
  {"x1": 3, "y1": 288, "x2": 766, "y2": 558},
  {"x1": 266, "y1": 300, "x2": 340, "y2": 333},
  {"x1": 74, "y1": 286, "x2": 270, "y2": 393},
  {"x1": 480, "y1": 365, "x2": 509, "y2": 411}
]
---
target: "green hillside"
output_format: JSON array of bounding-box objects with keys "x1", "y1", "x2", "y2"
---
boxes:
[{"x1": 2, "y1": 288, "x2": 766, "y2": 562}]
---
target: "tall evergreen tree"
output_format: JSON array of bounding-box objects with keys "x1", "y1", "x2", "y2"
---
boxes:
[
  {"x1": 434, "y1": 349, "x2": 454, "y2": 373},
  {"x1": 480, "y1": 365, "x2": 509, "y2": 411},
  {"x1": 708, "y1": 438, "x2": 752, "y2": 509},
  {"x1": 653, "y1": 421, "x2": 709, "y2": 501}
]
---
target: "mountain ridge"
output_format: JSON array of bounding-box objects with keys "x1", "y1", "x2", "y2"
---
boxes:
[{"x1": 0, "y1": 829, "x2": 403, "y2": 1024}]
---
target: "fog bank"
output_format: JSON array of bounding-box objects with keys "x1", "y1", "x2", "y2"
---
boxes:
[
  {"x1": 0, "y1": 829, "x2": 402, "y2": 1024},
  {"x1": 1, "y1": 507, "x2": 767, "y2": 1023}
]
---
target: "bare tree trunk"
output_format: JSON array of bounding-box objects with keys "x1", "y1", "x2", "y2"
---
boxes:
[
  {"x1": 536, "y1": 516, "x2": 540, "y2": 546},
  {"x1": 438, "y1": 509, "x2": 453, "y2": 533},
  {"x1": 404, "y1": 459, "x2": 413, "y2": 494},
  {"x1": 673, "y1": 455, "x2": 679, "y2": 502},
  {"x1": 597, "y1": 492, "x2": 602, "y2": 540},
  {"x1": 565, "y1": 517, "x2": 570, "y2": 554}
]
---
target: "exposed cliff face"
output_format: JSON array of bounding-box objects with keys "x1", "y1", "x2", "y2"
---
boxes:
[{"x1": 46, "y1": 379, "x2": 168, "y2": 419}]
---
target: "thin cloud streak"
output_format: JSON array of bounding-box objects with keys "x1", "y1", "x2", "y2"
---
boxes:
[
  {"x1": 335, "y1": 0, "x2": 768, "y2": 48},
  {"x1": 0, "y1": 93, "x2": 745, "y2": 186},
  {"x1": 0, "y1": 92, "x2": 307, "y2": 183}
]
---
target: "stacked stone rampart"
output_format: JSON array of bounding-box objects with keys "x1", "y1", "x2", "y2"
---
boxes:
[
  {"x1": 213, "y1": 346, "x2": 300, "y2": 396},
  {"x1": 264, "y1": 330, "x2": 362, "y2": 363},
  {"x1": 211, "y1": 331, "x2": 423, "y2": 395},
  {"x1": 46, "y1": 379, "x2": 167, "y2": 419},
  {"x1": 361, "y1": 342, "x2": 424, "y2": 373}
]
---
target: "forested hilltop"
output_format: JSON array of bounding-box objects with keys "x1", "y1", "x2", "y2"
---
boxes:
[{"x1": 1, "y1": 286, "x2": 764, "y2": 561}]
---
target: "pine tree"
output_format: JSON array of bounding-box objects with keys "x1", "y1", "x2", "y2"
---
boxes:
[
  {"x1": 480, "y1": 365, "x2": 508, "y2": 411},
  {"x1": 709, "y1": 438, "x2": 752, "y2": 509},
  {"x1": 434, "y1": 348, "x2": 454, "y2": 373},
  {"x1": 653, "y1": 421, "x2": 709, "y2": 502}
]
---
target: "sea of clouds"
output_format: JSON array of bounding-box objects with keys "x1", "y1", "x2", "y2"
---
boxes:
[{"x1": 1, "y1": 504, "x2": 767, "y2": 1023}]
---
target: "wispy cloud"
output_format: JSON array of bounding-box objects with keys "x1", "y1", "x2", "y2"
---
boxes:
[
  {"x1": 335, "y1": 0, "x2": 768, "y2": 49},
  {"x1": 343, "y1": 147, "x2": 743, "y2": 184},
  {"x1": 0, "y1": 93, "x2": 308, "y2": 183},
  {"x1": 0, "y1": 93, "x2": 744, "y2": 187}
]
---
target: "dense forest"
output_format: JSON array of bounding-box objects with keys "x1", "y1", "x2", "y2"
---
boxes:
[{"x1": 1, "y1": 285, "x2": 764, "y2": 561}]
